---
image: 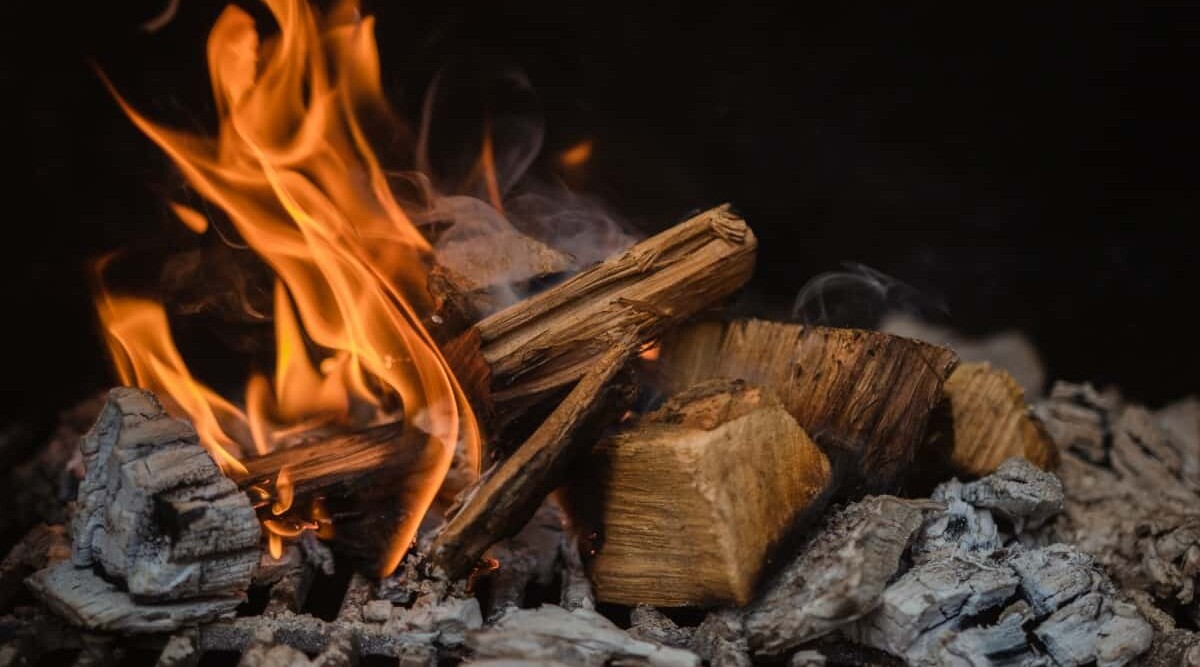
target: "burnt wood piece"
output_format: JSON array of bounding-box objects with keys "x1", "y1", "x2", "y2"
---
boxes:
[
  {"x1": 658, "y1": 319, "x2": 958, "y2": 493},
  {"x1": 430, "y1": 345, "x2": 635, "y2": 579},
  {"x1": 28, "y1": 562, "x2": 242, "y2": 634},
  {"x1": 465, "y1": 204, "x2": 756, "y2": 420},
  {"x1": 71, "y1": 388, "x2": 259, "y2": 602},
  {"x1": 577, "y1": 380, "x2": 833, "y2": 607},
  {"x1": 745, "y1": 496, "x2": 933, "y2": 656},
  {"x1": 938, "y1": 362, "x2": 1058, "y2": 476},
  {"x1": 846, "y1": 460, "x2": 1152, "y2": 667},
  {"x1": 0, "y1": 524, "x2": 70, "y2": 610},
  {"x1": 1037, "y1": 383, "x2": 1200, "y2": 623},
  {"x1": 465, "y1": 605, "x2": 701, "y2": 667}
]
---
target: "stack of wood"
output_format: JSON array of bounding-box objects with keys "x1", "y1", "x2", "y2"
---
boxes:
[{"x1": 27, "y1": 202, "x2": 1092, "y2": 641}]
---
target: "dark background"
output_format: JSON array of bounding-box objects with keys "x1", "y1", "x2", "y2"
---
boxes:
[{"x1": 2, "y1": 2, "x2": 1196, "y2": 435}]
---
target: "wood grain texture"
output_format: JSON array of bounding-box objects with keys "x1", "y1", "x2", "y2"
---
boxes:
[
  {"x1": 581, "y1": 380, "x2": 833, "y2": 607},
  {"x1": 940, "y1": 362, "x2": 1058, "y2": 476},
  {"x1": 658, "y1": 319, "x2": 958, "y2": 493},
  {"x1": 473, "y1": 205, "x2": 756, "y2": 417}
]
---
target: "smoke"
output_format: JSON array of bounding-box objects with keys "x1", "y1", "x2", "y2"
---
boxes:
[{"x1": 791, "y1": 262, "x2": 948, "y2": 329}]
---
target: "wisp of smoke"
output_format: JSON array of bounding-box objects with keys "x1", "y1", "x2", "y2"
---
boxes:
[{"x1": 792, "y1": 262, "x2": 948, "y2": 329}]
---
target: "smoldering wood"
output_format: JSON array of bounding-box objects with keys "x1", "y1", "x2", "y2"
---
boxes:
[
  {"x1": 465, "y1": 605, "x2": 701, "y2": 667},
  {"x1": 464, "y1": 204, "x2": 757, "y2": 419},
  {"x1": 845, "y1": 461, "x2": 1152, "y2": 667},
  {"x1": 959, "y1": 457, "x2": 1065, "y2": 531},
  {"x1": 430, "y1": 345, "x2": 635, "y2": 580},
  {"x1": 744, "y1": 496, "x2": 933, "y2": 656},
  {"x1": 71, "y1": 388, "x2": 259, "y2": 602},
  {"x1": 936, "y1": 362, "x2": 1059, "y2": 477},
  {"x1": 27, "y1": 562, "x2": 243, "y2": 634},
  {"x1": 575, "y1": 380, "x2": 833, "y2": 607},
  {"x1": 558, "y1": 533, "x2": 594, "y2": 612},
  {"x1": 658, "y1": 319, "x2": 958, "y2": 493},
  {"x1": 1037, "y1": 383, "x2": 1200, "y2": 615}
]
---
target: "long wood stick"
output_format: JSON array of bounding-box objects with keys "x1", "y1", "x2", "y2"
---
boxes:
[
  {"x1": 430, "y1": 345, "x2": 635, "y2": 579},
  {"x1": 460, "y1": 205, "x2": 756, "y2": 418}
]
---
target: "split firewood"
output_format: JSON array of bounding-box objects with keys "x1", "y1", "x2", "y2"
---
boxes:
[
  {"x1": 658, "y1": 319, "x2": 958, "y2": 493},
  {"x1": 935, "y1": 362, "x2": 1058, "y2": 477},
  {"x1": 430, "y1": 345, "x2": 636, "y2": 579},
  {"x1": 458, "y1": 204, "x2": 756, "y2": 421},
  {"x1": 572, "y1": 379, "x2": 832, "y2": 607},
  {"x1": 70, "y1": 388, "x2": 260, "y2": 602},
  {"x1": 744, "y1": 496, "x2": 932, "y2": 656},
  {"x1": 465, "y1": 605, "x2": 701, "y2": 667}
]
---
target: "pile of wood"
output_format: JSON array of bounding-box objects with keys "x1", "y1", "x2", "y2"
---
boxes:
[{"x1": 9, "y1": 203, "x2": 1194, "y2": 666}]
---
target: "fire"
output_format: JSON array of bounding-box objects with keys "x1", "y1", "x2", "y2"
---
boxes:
[
  {"x1": 558, "y1": 139, "x2": 594, "y2": 169},
  {"x1": 96, "y1": 0, "x2": 481, "y2": 575}
]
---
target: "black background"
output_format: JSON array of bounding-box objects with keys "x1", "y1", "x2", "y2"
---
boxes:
[{"x1": 2, "y1": 2, "x2": 1196, "y2": 434}]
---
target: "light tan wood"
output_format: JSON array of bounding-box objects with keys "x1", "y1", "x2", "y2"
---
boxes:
[
  {"x1": 940, "y1": 362, "x2": 1059, "y2": 476},
  {"x1": 469, "y1": 205, "x2": 756, "y2": 418},
  {"x1": 431, "y1": 345, "x2": 636, "y2": 579},
  {"x1": 658, "y1": 319, "x2": 958, "y2": 493},
  {"x1": 578, "y1": 380, "x2": 833, "y2": 607}
]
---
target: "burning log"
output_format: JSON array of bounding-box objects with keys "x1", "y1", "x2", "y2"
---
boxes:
[
  {"x1": 458, "y1": 204, "x2": 756, "y2": 420},
  {"x1": 658, "y1": 319, "x2": 959, "y2": 493},
  {"x1": 430, "y1": 345, "x2": 636, "y2": 579},
  {"x1": 936, "y1": 361, "x2": 1059, "y2": 476},
  {"x1": 572, "y1": 379, "x2": 833, "y2": 607},
  {"x1": 70, "y1": 388, "x2": 260, "y2": 601}
]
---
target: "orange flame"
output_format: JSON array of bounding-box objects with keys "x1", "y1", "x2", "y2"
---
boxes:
[
  {"x1": 558, "y1": 139, "x2": 593, "y2": 169},
  {"x1": 96, "y1": 0, "x2": 480, "y2": 576}
]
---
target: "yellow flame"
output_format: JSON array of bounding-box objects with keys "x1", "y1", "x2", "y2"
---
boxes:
[{"x1": 96, "y1": 0, "x2": 481, "y2": 575}]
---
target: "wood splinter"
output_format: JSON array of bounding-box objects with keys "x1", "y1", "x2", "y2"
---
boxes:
[{"x1": 431, "y1": 345, "x2": 636, "y2": 580}]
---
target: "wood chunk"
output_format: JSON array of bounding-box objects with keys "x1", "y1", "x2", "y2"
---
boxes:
[
  {"x1": 430, "y1": 345, "x2": 635, "y2": 579},
  {"x1": 465, "y1": 605, "x2": 701, "y2": 667},
  {"x1": 846, "y1": 555, "x2": 1021, "y2": 664},
  {"x1": 960, "y1": 457, "x2": 1065, "y2": 531},
  {"x1": 471, "y1": 205, "x2": 756, "y2": 417},
  {"x1": 1034, "y1": 592, "x2": 1153, "y2": 667},
  {"x1": 1033, "y1": 382, "x2": 1118, "y2": 464},
  {"x1": 933, "y1": 601, "x2": 1043, "y2": 667},
  {"x1": 577, "y1": 380, "x2": 832, "y2": 607},
  {"x1": 72, "y1": 388, "x2": 259, "y2": 602},
  {"x1": 559, "y1": 532, "x2": 594, "y2": 612},
  {"x1": 658, "y1": 319, "x2": 957, "y2": 493},
  {"x1": 1007, "y1": 545, "x2": 1105, "y2": 617},
  {"x1": 745, "y1": 496, "x2": 932, "y2": 656},
  {"x1": 939, "y1": 362, "x2": 1059, "y2": 476},
  {"x1": 27, "y1": 561, "x2": 241, "y2": 634}
]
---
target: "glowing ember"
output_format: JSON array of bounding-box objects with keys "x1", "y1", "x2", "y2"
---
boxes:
[{"x1": 95, "y1": 0, "x2": 481, "y2": 575}]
